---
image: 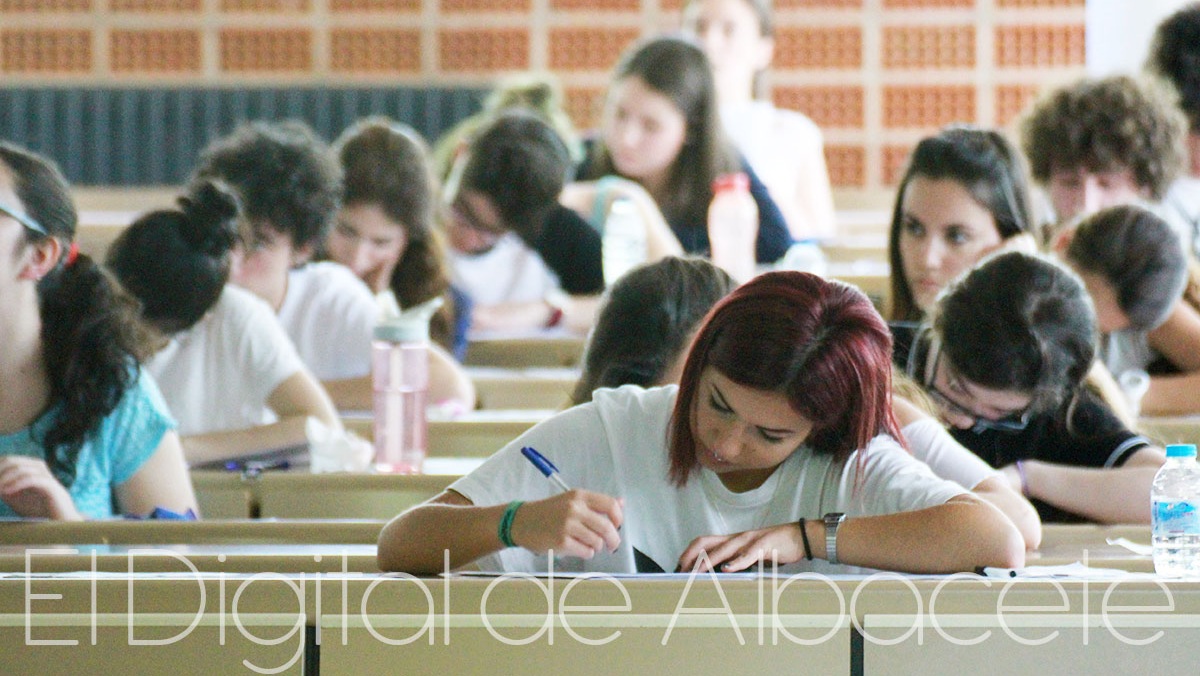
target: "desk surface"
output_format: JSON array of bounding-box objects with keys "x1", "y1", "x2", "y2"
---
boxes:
[
  {"x1": 8, "y1": 572, "x2": 1200, "y2": 676},
  {"x1": 192, "y1": 459, "x2": 483, "y2": 519},
  {"x1": 0, "y1": 519, "x2": 384, "y2": 546}
]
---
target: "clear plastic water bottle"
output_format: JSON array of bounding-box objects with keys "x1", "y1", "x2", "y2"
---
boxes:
[
  {"x1": 1118, "y1": 368, "x2": 1151, "y2": 419},
  {"x1": 707, "y1": 172, "x2": 758, "y2": 281},
  {"x1": 371, "y1": 298, "x2": 442, "y2": 474},
  {"x1": 601, "y1": 196, "x2": 647, "y2": 286},
  {"x1": 1151, "y1": 443, "x2": 1200, "y2": 577}
]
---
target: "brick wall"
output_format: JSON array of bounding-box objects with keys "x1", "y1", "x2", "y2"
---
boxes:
[{"x1": 0, "y1": 0, "x2": 1085, "y2": 191}]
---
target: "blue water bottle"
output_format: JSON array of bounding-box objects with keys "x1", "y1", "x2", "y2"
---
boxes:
[{"x1": 1152, "y1": 443, "x2": 1200, "y2": 577}]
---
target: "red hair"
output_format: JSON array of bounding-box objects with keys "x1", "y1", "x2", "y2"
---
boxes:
[{"x1": 668, "y1": 271, "x2": 902, "y2": 486}]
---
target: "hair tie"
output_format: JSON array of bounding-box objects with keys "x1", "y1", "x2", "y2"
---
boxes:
[{"x1": 65, "y1": 241, "x2": 79, "y2": 267}]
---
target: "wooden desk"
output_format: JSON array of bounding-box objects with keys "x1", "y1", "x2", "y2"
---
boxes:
[
  {"x1": 9, "y1": 559, "x2": 1200, "y2": 675},
  {"x1": 2, "y1": 574, "x2": 314, "y2": 675},
  {"x1": 828, "y1": 260, "x2": 889, "y2": 310},
  {"x1": 1031, "y1": 524, "x2": 1153, "y2": 573},
  {"x1": 859, "y1": 577, "x2": 1200, "y2": 675},
  {"x1": 468, "y1": 367, "x2": 577, "y2": 410},
  {"x1": 5, "y1": 543, "x2": 379, "y2": 574},
  {"x1": 465, "y1": 335, "x2": 586, "y2": 368},
  {"x1": 342, "y1": 410, "x2": 546, "y2": 457},
  {"x1": 0, "y1": 519, "x2": 383, "y2": 546},
  {"x1": 821, "y1": 234, "x2": 887, "y2": 264},
  {"x1": 322, "y1": 576, "x2": 851, "y2": 675},
  {"x1": 191, "y1": 458, "x2": 484, "y2": 520},
  {"x1": 1139, "y1": 416, "x2": 1200, "y2": 447}
]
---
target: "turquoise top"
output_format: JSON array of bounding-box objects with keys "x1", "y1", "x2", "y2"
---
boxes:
[{"x1": 0, "y1": 369, "x2": 176, "y2": 519}]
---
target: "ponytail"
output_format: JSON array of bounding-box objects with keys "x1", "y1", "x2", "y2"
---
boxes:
[{"x1": 37, "y1": 254, "x2": 154, "y2": 486}]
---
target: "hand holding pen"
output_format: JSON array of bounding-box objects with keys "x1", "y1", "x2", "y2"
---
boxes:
[{"x1": 505, "y1": 446, "x2": 624, "y2": 558}]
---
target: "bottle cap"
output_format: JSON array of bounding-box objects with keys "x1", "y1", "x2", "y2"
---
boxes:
[
  {"x1": 373, "y1": 296, "x2": 444, "y2": 343},
  {"x1": 1165, "y1": 444, "x2": 1197, "y2": 458},
  {"x1": 712, "y1": 172, "x2": 749, "y2": 194}
]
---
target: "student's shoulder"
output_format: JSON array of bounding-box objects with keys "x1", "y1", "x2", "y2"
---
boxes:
[
  {"x1": 589, "y1": 384, "x2": 677, "y2": 428},
  {"x1": 220, "y1": 285, "x2": 277, "y2": 318}
]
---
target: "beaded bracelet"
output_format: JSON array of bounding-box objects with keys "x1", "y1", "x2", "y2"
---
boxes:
[
  {"x1": 498, "y1": 500, "x2": 524, "y2": 548},
  {"x1": 797, "y1": 518, "x2": 814, "y2": 561}
]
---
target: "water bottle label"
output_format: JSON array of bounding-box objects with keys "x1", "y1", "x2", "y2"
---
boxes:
[{"x1": 1153, "y1": 500, "x2": 1200, "y2": 535}]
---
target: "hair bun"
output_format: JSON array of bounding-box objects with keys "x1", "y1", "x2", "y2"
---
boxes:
[{"x1": 176, "y1": 180, "x2": 241, "y2": 257}]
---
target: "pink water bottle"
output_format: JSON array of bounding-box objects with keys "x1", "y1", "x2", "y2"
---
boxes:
[{"x1": 372, "y1": 300, "x2": 440, "y2": 473}]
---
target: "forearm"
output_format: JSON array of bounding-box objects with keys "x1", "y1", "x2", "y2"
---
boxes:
[
  {"x1": 971, "y1": 476, "x2": 1042, "y2": 550},
  {"x1": 1021, "y1": 460, "x2": 1156, "y2": 523},
  {"x1": 181, "y1": 416, "x2": 310, "y2": 466},
  {"x1": 429, "y1": 344, "x2": 476, "y2": 409},
  {"x1": 378, "y1": 502, "x2": 509, "y2": 574},
  {"x1": 322, "y1": 376, "x2": 373, "y2": 411},
  {"x1": 472, "y1": 301, "x2": 557, "y2": 333},
  {"x1": 817, "y1": 497, "x2": 1025, "y2": 573}
]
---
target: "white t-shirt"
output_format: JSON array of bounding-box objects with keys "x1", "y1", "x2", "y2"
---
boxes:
[
  {"x1": 450, "y1": 233, "x2": 561, "y2": 306},
  {"x1": 902, "y1": 418, "x2": 997, "y2": 490},
  {"x1": 721, "y1": 100, "x2": 823, "y2": 218},
  {"x1": 278, "y1": 261, "x2": 378, "y2": 380},
  {"x1": 148, "y1": 286, "x2": 304, "y2": 436},
  {"x1": 1163, "y1": 175, "x2": 1200, "y2": 258},
  {"x1": 450, "y1": 384, "x2": 967, "y2": 574}
]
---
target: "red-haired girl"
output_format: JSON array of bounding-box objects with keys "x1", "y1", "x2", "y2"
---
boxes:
[{"x1": 379, "y1": 271, "x2": 1022, "y2": 575}]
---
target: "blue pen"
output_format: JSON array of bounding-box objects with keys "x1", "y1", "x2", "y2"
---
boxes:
[{"x1": 521, "y1": 446, "x2": 571, "y2": 493}]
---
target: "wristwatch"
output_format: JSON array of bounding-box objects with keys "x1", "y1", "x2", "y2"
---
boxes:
[{"x1": 823, "y1": 512, "x2": 847, "y2": 565}]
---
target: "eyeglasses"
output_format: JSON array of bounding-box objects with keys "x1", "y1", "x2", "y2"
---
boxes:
[
  {"x1": 0, "y1": 201, "x2": 47, "y2": 236},
  {"x1": 925, "y1": 351, "x2": 1032, "y2": 434}
]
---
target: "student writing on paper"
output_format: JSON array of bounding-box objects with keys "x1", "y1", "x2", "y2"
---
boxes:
[
  {"x1": 0, "y1": 142, "x2": 196, "y2": 520},
  {"x1": 902, "y1": 252, "x2": 1166, "y2": 524},
  {"x1": 574, "y1": 256, "x2": 1041, "y2": 549},
  {"x1": 378, "y1": 271, "x2": 1024, "y2": 575}
]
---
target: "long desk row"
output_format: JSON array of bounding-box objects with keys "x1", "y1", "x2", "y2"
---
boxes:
[
  {"x1": 1, "y1": 523, "x2": 1189, "y2": 676},
  {"x1": 193, "y1": 458, "x2": 485, "y2": 520}
]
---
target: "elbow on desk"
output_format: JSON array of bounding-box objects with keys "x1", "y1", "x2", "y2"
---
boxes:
[{"x1": 979, "y1": 520, "x2": 1027, "y2": 571}]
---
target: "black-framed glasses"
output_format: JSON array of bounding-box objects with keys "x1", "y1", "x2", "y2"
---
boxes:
[
  {"x1": 0, "y1": 201, "x2": 47, "y2": 236},
  {"x1": 925, "y1": 350, "x2": 1032, "y2": 434}
]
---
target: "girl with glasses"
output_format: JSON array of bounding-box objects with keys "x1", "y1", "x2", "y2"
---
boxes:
[
  {"x1": 0, "y1": 142, "x2": 196, "y2": 520},
  {"x1": 904, "y1": 251, "x2": 1165, "y2": 523}
]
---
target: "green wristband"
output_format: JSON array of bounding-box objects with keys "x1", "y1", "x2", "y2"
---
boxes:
[{"x1": 498, "y1": 500, "x2": 524, "y2": 548}]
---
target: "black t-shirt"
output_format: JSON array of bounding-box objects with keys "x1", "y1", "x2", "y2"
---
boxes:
[
  {"x1": 530, "y1": 203, "x2": 605, "y2": 296},
  {"x1": 947, "y1": 391, "x2": 1150, "y2": 523},
  {"x1": 896, "y1": 322, "x2": 1152, "y2": 523}
]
